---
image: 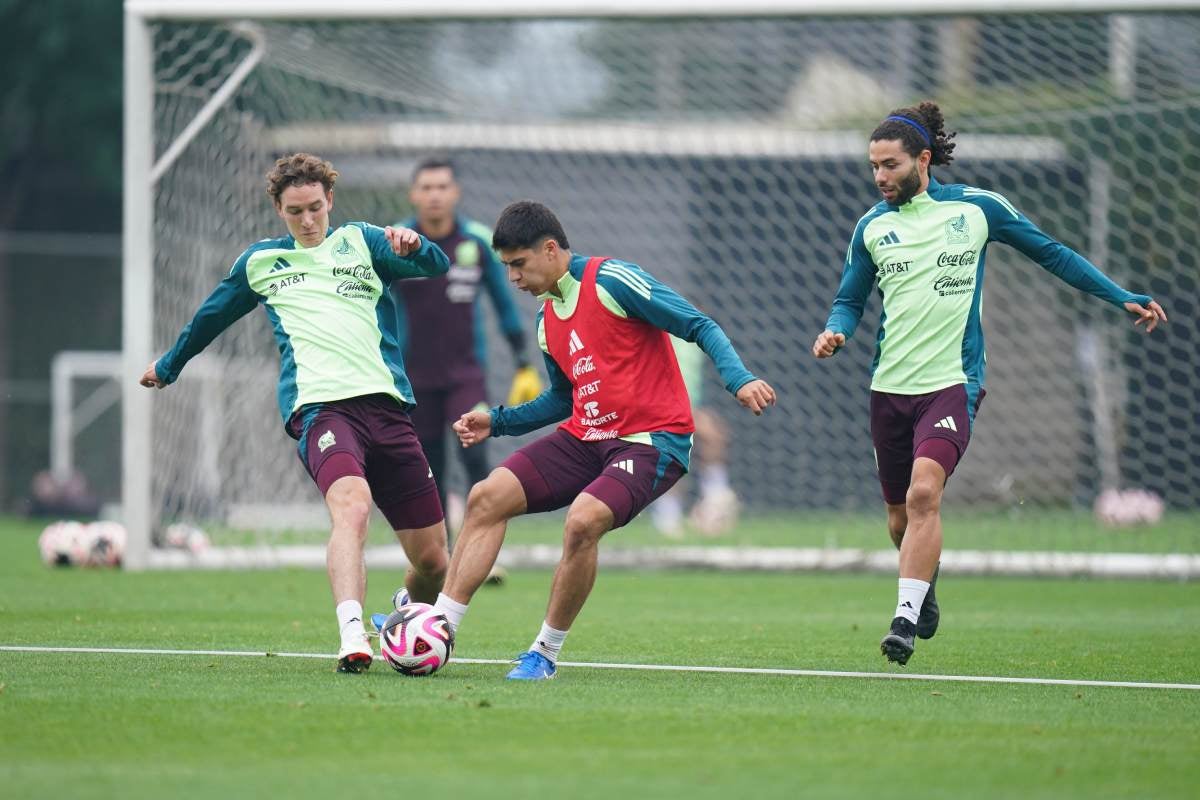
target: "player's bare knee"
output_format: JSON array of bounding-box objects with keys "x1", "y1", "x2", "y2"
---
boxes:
[
  {"x1": 561, "y1": 511, "x2": 607, "y2": 557},
  {"x1": 905, "y1": 481, "x2": 942, "y2": 517},
  {"x1": 326, "y1": 491, "x2": 372, "y2": 537},
  {"x1": 411, "y1": 548, "x2": 448, "y2": 582},
  {"x1": 465, "y1": 477, "x2": 510, "y2": 523}
]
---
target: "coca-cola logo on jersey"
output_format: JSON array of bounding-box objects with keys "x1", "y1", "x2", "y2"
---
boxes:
[
  {"x1": 332, "y1": 264, "x2": 374, "y2": 281},
  {"x1": 936, "y1": 250, "x2": 977, "y2": 268},
  {"x1": 571, "y1": 356, "x2": 596, "y2": 380}
]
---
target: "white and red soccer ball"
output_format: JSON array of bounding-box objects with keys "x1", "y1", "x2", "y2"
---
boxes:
[
  {"x1": 378, "y1": 602, "x2": 454, "y2": 676},
  {"x1": 1093, "y1": 488, "x2": 1165, "y2": 528},
  {"x1": 38, "y1": 520, "x2": 127, "y2": 567}
]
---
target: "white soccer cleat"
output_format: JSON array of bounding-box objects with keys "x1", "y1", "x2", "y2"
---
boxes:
[{"x1": 336, "y1": 632, "x2": 373, "y2": 674}]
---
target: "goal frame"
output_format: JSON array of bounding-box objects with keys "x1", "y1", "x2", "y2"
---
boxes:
[{"x1": 123, "y1": 0, "x2": 1200, "y2": 572}]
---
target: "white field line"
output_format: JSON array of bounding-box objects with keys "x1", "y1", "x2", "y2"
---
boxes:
[{"x1": 2, "y1": 645, "x2": 1198, "y2": 691}]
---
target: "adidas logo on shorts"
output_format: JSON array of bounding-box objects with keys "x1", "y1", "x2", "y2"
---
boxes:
[
  {"x1": 610, "y1": 460, "x2": 634, "y2": 474},
  {"x1": 933, "y1": 416, "x2": 958, "y2": 432}
]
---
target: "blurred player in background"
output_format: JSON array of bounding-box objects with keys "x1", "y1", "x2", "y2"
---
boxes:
[
  {"x1": 391, "y1": 158, "x2": 541, "y2": 542},
  {"x1": 140, "y1": 153, "x2": 451, "y2": 674},
  {"x1": 813, "y1": 101, "x2": 1167, "y2": 666},
  {"x1": 434, "y1": 200, "x2": 776, "y2": 680},
  {"x1": 649, "y1": 336, "x2": 740, "y2": 538}
]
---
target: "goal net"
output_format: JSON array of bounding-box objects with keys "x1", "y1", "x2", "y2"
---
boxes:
[{"x1": 123, "y1": 1, "x2": 1200, "y2": 574}]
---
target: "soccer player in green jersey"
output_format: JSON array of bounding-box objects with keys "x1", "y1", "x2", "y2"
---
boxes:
[
  {"x1": 140, "y1": 153, "x2": 453, "y2": 673},
  {"x1": 812, "y1": 102, "x2": 1167, "y2": 666}
]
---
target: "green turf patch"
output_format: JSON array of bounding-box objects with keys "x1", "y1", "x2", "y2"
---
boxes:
[{"x1": 2, "y1": 517, "x2": 1198, "y2": 798}]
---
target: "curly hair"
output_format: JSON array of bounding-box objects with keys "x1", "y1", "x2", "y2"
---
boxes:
[
  {"x1": 265, "y1": 153, "x2": 339, "y2": 203},
  {"x1": 870, "y1": 100, "x2": 957, "y2": 166}
]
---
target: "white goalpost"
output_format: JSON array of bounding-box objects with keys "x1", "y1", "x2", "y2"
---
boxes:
[{"x1": 123, "y1": 0, "x2": 1200, "y2": 575}]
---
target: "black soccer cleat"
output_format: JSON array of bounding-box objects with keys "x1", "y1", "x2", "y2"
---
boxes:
[
  {"x1": 916, "y1": 563, "x2": 940, "y2": 640},
  {"x1": 880, "y1": 616, "x2": 917, "y2": 666}
]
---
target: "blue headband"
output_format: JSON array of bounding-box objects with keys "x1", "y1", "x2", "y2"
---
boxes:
[{"x1": 885, "y1": 115, "x2": 932, "y2": 148}]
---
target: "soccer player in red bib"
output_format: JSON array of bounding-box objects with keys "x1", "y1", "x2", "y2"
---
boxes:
[{"x1": 432, "y1": 200, "x2": 776, "y2": 680}]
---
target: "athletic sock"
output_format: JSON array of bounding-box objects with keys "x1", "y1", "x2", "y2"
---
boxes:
[
  {"x1": 530, "y1": 621, "x2": 569, "y2": 663},
  {"x1": 434, "y1": 593, "x2": 469, "y2": 633},
  {"x1": 699, "y1": 464, "x2": 730, "y2": 497},
  {"x1": 895, "y1": 578, "x2": 930, "y2": 625},
  {"x1": 650, "y1": 492, "x2": 684, "y2": 533},
  {"x1": 335, "y1": 600, "x2": 365, "y2": 641}
]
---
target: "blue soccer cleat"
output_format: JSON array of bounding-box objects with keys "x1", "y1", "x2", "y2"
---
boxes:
[
  {"x1": 506, "y1": 650, "x2": 557, "y2": 681},
  {"x1": 370, "y1": 588, "x2": 413, "y2": 632}
]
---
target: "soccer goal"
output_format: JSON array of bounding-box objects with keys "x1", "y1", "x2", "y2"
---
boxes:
[{"x1": 123, "y1": 0, "x2": 1200, "y2": 574}]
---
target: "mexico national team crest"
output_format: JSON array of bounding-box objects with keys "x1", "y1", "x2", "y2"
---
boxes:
[
  {"x1": 945, "y1": 214, "x2": 970, "y2": 244},
  {"x1": 317, "y1": 430, "x2": 336, "y2": 453},
  {"x1": 454, "y1": 240, "x2": 480, "y2": 268}
]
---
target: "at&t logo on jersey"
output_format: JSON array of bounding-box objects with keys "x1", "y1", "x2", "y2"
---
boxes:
[{"x1": 267, "y1": 272, "x2": 307, "y2": 295}]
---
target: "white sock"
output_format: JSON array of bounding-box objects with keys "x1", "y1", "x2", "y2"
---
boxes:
[
  {"x1": 650, "y1": 492, "x2": 683, "y2": 531},
  {"x1": 530, "y1": 621, "x2": 569, "y2": 663},
  {"x1": 699, "y1": 464, "x2": 729, "y2": 496},
  {"x1": 335, "y1": 600, "x2": 365, "y2": 640},
  {"x1": 895, "y1": 578, "x2": 930, "y2": 624},
  {"x1": 434, "y1": 593, "x2": 469, "y2": 633}
]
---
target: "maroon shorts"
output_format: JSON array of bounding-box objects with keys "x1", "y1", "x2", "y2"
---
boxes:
[
  {"x1": 500, "y1": 428, "x2": 685, "y2": 528},
  {"x1": 407, "y1": 375, "x2": 488, "y2": 443},
  {"x1": 870, "y1": 384, "x2": 985, "y2": 505},
  {"x1": 289, "y1": 394, "x2": 443, "y2": 530}
]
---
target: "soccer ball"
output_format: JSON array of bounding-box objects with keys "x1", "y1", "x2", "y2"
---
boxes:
[
  {"x1": 378, "y1": 603, "x2": 454, "y2": 676},
  {"x1": 38, "y1": 520, "x2": 126, "y2": 567},
  {"x1": 38, "y1": 521, "x2": 86, "y2": 566},
  {"x1": 84, "y1": 521, "x2": 127, "y2": 567}
]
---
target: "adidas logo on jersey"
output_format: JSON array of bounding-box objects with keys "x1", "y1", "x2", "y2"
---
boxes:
[
  {"x1": 610, "y1": 460, "x2": 634, "y2": 474},
  {"x1": 568, "y1": 329, "x2": 586, "y2": 355},
  {"x1": 270, "y1": 256, "x2": 292, "y2": 272},
  {"x1": 876, "y1": 231, "x2": 901, "y2": 248},
  {"x1": 933, "y1": 416, "x2": 958, "y2": 432}
]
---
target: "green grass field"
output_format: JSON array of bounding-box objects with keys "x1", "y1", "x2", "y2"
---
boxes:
[
  {"x1": 221, "y1": 507, "x2": 1200, "y2": 554},
  {"x1": 2, "y1": 515, "x2": 1198, "y2": 799}
]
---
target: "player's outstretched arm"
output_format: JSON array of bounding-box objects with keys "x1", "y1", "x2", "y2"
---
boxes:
[
  {"x1": 735, "y1": 379, "x2": 777, "y2": 416},
  {"x1": 453, "y1": 410, "x2": 493, "y2": 448},
  {"x1": 139, "y1": 363, "x2": 167, "y2": 389},
  {"x1": 812, "y1": 329, "x2": 847, "y2": 358},
  {"x1": 1123, "y1": 299, "x2": 1168, "y2": 334}
]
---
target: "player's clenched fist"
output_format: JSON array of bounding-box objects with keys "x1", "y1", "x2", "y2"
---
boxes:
[
  {"x1": 453, "y1": 409, "x2": 493, "y2": 448},
  {"x1": 384, "y1": 225, "x2": 421, "y2": 256},
  {"x1": 736, "y1": 379, "x2": 777, "y2": 416},
  {"x1": 812, "y1": 330, "x2": 846, "y2": 359},
  {"x1": 139, "y1": 362, "x2": 166, "y2": 389}
]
